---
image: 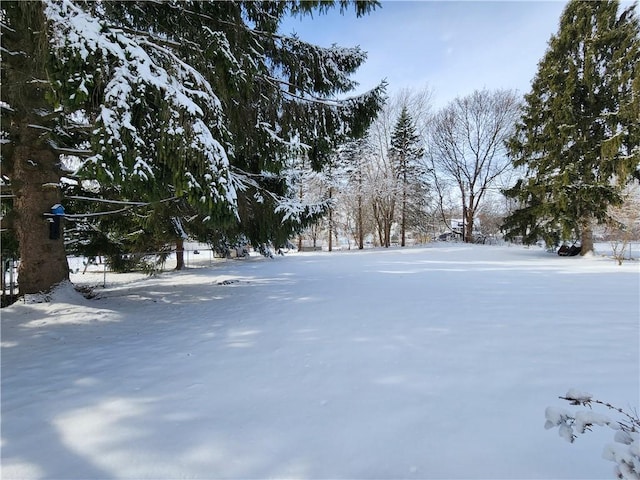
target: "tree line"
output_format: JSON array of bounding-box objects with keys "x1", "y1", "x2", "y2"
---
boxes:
[
  {"x1": 293, "y1": 0, "x2": 640, "y2": 254},
  {"x1": 1, "y1": 0, "x2": 638, "y2": 296},
  {"x1": 300, "y1": 87, "x2": 523, "y2": 251}
]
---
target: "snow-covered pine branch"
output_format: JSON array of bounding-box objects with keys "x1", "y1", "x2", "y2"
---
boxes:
[
  {"x1": 1, "y1": 0, "x2": 385, "y2": 279},
  {"x1": 65, "y1": 195, "x2": 179, "y2": 207},
  {"x1": 274, "y1": 197, "x2": 330, "y2": 223},
  {"x1": 45, "y1": 0, "x2": 237, "y2": 209},
  {"x1": 271, "y1": 35, "x2": 365, "y2": 96},
  {"x1": 230, "y1": 166, "x2": 329, "y2": 224}
]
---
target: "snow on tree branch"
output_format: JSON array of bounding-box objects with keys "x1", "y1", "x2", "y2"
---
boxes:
[
  {"x1": 276, "y1": 35, "x2": 365, "y2": 95},
  {"x1": 44, "y1": 0, "x2": 237, "y2": 209},
  {"x1": 274, "y1": 196, "x2": 329, "y2": 223},
  {"x1": 230, "y1": 166, "x2": 328, "y2": 223},
  {"x1": 545, "y1": 390, "x2": 639, "y2": 479}
]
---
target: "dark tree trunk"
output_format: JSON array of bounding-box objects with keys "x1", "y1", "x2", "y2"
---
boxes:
[
  {"x1": 357, "y1": 194, "x2": 364, "y2": 250},
  {"x1": 465, "y1": 207, "x2": 475, "y2": 244},
  {"x1": 373, "y1": 203, "x2": 384, "y2": 247},
  {"x1": 4, "y1": 3, "x2": 69, "y2": 294},
  {"x1": 13, "y1": 139, "x2": 69, "y2": 294},
  {"x1": 384, "y1": 217, "x2": 392, "y2": 248},
  {"x1": 175, "y1": 237, "x2": 185, "y2": 270},
  {"x1": 328, "y1": 188, "x2": 333, "y2": 252}
]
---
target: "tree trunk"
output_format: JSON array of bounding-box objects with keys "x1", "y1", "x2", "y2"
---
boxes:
[
  {"x1": 328, "y1": 216, "x2": 333, "y2": 251},
  {"x1": 13, "y1": 141, "x2": 69, "y2": 294},
  {"x1": 298, "y1": 182, "x2": 304, "y2": 250},
  {"x1": 357, "y1": 194, "x2": 364, "y2": 249},
  {"x1": 4, "y1": 3, "x2": 69, "y2": 294},
  {"x1": 384, "y1": 217, "x2": 392, "y2": 247},
  {"x1": 465, "y1": 207, "x2": 475, "y2": 243},
  {"x1": 401, "y1": 171, "x2": 407, "y2": 247},
  {"x1": 175, "y1": 237, "x2": 185, "y2": 270},
  {"x1": 401, "y1": 192, "x2": 406, "y2": 247},
  {"x1": 387, "y1": 198, "x2": 395, "y2": 247},
  {"x1": 373, "y1": 203, "x2": 384, "y2": 247},
  {"x1": 328, "y1": 187, "x2": 333, "y2": 252},
  {"x1": 580, "y1": 220, "x2": 594, "y2": 255}
]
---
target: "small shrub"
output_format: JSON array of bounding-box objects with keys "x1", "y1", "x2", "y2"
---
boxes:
[{"x1": 545, "y1": 389, "x2": 639, "y2": 479}]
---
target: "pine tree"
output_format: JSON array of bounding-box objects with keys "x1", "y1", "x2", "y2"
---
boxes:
[
  {"x1": 1, "y1": 1, "x2": 385, "y2": 293},
  {"x1": 502, "y1": 0, "x2": 640, "y2": 253},
  {"x1": 389, "y1": 107, "x2": 425, "y2": 247}
]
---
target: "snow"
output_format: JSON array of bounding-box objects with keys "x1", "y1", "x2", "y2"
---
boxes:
[
  {"x1": 565, "y1": 388, "x2": 594, "y2": 404},
  {"x1": 604, "y1": 441, "x2": 640, "y2": 479},
  {"x1": 2, "y1": 244, "x2": 638, "y2": 479},
  {"x1": 44, "y1": 0, "x2": 236, "y2": 209},
  {"x1": 574, "y1": 411, "x2": 618, "y2": 432}
]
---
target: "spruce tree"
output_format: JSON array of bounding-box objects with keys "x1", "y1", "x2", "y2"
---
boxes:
[
  {"x1": 1, "y1": 1, "x2": 385, "y2": 293},
  {"x1": 389, "y1": 107, "x2": 425, "y2": 247},
  {"x1": 502, "y1": 0, "x2": 640, "y2": 253}
]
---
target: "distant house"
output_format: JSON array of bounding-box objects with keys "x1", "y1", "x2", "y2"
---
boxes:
[
  {"x1": 450, "y1": 219, "x2": 464, "y2": 235},
  {"x1": 437, "y1": 219, "x2": 484, "y2": 242}
]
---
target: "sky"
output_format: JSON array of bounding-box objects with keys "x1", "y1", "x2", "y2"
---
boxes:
[{"x1": 281, "y1": 1, "x2": 571, "y2": 108}]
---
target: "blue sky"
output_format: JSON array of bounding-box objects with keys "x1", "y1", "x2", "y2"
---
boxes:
[{"x1": 281, "y1": 1, "x2": 571, "y2": 108}]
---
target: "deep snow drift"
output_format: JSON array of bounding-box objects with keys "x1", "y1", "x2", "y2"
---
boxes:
[{"x1": 2, "y1": 244, "x2": 638, "y2": 479}]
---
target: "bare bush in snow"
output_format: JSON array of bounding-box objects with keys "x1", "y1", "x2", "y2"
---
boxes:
[{"x1": 605, "y1": 183, "x2": 640, "y2": 265}]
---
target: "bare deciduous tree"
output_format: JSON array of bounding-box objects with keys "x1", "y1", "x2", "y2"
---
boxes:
[
  {"x1": 605, "y1": 182, "x2": 640, "y2": 265},
  {"x1": 338, "y1": 138, "x2": 373, "y2": 249},
  {"x1": 428, "y1": 89, "x2": 521, "y2": 242},
  {"x1": 369, "y1": 159, "x2": 397, "y2": 247}
]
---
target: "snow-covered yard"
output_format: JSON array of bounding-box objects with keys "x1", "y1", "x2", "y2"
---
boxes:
[{"x1": 1, "y1": 244, "x2": 638, "y2": 479}]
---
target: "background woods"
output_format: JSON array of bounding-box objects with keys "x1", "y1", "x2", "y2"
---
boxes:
[{"x1": 1, "y1": 0, "x2": 639, "y2": 296}]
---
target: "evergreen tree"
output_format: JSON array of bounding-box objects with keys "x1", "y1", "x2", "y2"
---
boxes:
[
  {"x1": 502, "y1": 0, "x2": 640, "y2": 253},
  {"x1": 63, "y1": 193, "x2": 205, "y2": 272},
  {"x1": 389, "y1": 107, "x2": 425, "y2": 247},
  {"x1": 366, "y1": 89, "x2": 433, "y2": 248},
  {"x1": 1, "y1": 0, "x2": 385, "y2": 294}
]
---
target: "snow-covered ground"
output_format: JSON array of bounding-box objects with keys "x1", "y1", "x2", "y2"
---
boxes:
[{"x1": 2, "y1": 244, "x2": 638, "y2": 479}]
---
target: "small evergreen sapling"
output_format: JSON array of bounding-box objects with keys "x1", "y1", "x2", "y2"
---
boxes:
[{"x1": 545, "y1": 389, "x2": 639, "y2": 479}]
